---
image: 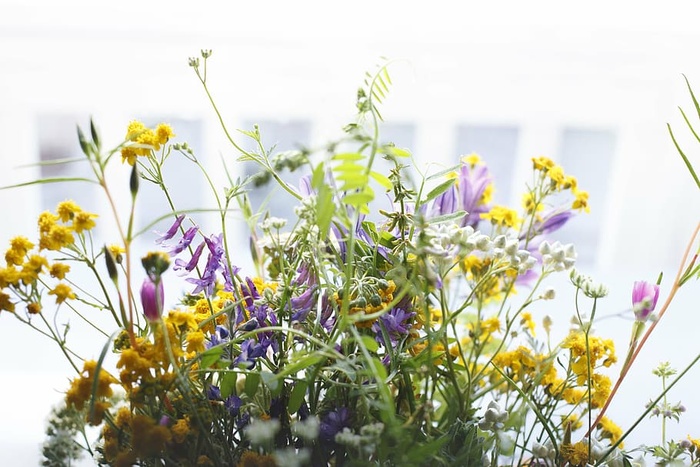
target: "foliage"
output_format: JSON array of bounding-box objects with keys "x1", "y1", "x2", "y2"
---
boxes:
[{"x1": 1, "y1": 50, "x2": 699, "y2": 467}]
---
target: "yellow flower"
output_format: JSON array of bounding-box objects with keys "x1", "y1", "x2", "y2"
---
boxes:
[
  {"x1": 37, "y1": 211, "x2": 59, "y2": 234},
  {"x1": 20, "y1": 254, "x2": 48, "y2": 283},
  {"x1": 0, "y1": 266, "x2": 20, "y2": 288},
  {"x1": 521, "y1": 192, "x2": 542, "y2": 215},
  {"x1": 532, "y1": 156, "x2": 555, "y2": 171},
  {"x1": 186, "y1": 330, "x2": 206, "y2": 354},
  {"x1": 5, "y1": 236, "x2": 34, "y2": 266},
  {"x1": 461, "y1": 152, "x2": 482, "y2": 167},
  {"x1": 546, "y1": 164, "x2": 566, "y2": 189},
  {"x1": 108, "y1": 244, "x2": 125, "y2": 264},
  {"x1": 597, "y1": 416, "x2": 624, "y2": 446},
  {"x1": 72, "y1": 210, "x2": 98, "y2": 233},
  {"x1": 572, "y1": 189, "x2": 590, "y2": 213},
  {"x1": 56, "y1": 200, "x2": 82, "y2": 222},
  {"x1": 560, "y1": 440, "x2": 590, "y2": 466},
  {"x1": 27, "y1": 302, "x2": 41, "y2": 314},
  {"x1": 0, "y1": 291, "x2": 15, "y2": 313},
  {"x1": 155, "y1": 123, "x2": 175, "y2": 145},
  {"x1": 49, "y1": 262, "x2": 71, "y2": 280},
  {"x1": 48, "y1": 283, "x2": 76, "y2": 304},
  {"x1": 39, "y1": 225, "x2": 75, "y2": 251},
  {"x1": 519, "y1": 312, "x2": 536, "y2": 336},
  {"x1": 171, "y1": 416, "x2": 191, "y2": 443},
  {"x1": 480, "y1": 205, "x2": 521, "y2": 229}
]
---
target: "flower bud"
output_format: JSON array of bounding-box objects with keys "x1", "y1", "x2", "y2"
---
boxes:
[{"x1": 140, "y1": 277, "x2": 164, "y2": 322}]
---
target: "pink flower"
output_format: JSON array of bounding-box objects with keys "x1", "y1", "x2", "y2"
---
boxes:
[
  {"x1": 140, "y1": 277, "x2": 164, "y2": 322},
  {"x1": 632, "y1": 280, "x2": 660, "y2": 321}
]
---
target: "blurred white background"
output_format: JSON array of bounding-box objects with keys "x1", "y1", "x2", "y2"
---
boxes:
[{"x1": 1, "y1": 1, "x2": 700, "y2": 465}]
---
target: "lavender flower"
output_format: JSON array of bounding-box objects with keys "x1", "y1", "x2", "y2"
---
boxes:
[
  {"x1": 167, "y1": 226, "x2": 198, "y2": 255},
  {"x1": 373, "y1": 306, "x2": 415, "y2": 345},
  {"x1": 173, "y1": 240, "x2": 206, "y2": 273},
  {"x1": 458, "y1": 163, "x2": 492, "y2": 228},
  {"x1": 319, "y1": 407, "x2": 351, "y2": 442},
  {"x1": 155, "y1": 214, "x2": 185, "y2": 243},
  {"x1": 233, "y1": 338, "x2": 266, "y2": 369},
  {"x1": 632, "y1": 280, "x2": 660, "y2": 321},
  {"x1": 140, "y1": 277, "x2": 164, "y2": 322}
]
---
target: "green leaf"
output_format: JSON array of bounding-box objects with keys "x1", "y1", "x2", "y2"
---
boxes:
[
  {"x1": 370, "y1": 170, "x2": 392, "y2": 190},
  {"x1": 199, "y1": 346, "x2": 223, "y2": 369},
  {"x1": 244, "y1": 372, "x2": 260, "y2": 397},
  {"x1": 288, "y1": 381, "x2": 308, "y2": 414},
  {"x1": 337, "y1": 173, "x2": 369, "y2": 191},
  {"x1": 332, "y1": 152, "x2": 365, "y2": 162},
  {"x1": 422, "y1": 178, "x2": 457, "y2": 204},
  {"x1": 220, "y1": 372, "x2": 238, "y2": 399},
  {"x1": 276, "y1": 352, "x2": 325, "y2": 379},
  {"x1": 369, "y1": 357, "x2": 388, "y2": 382},
  {"x1": 0, "y1": 177, "x2": 99, "y2": 190},
  {"x1": 426, "y1": 163, "x2": 461, "y2": 181},
  {"x1": 426, "y1": 210, "x2": 467, "y2": 224},
  {"x1": 343, "y1": 190, "x2": 374, "y2": 207},
  {"x1": 260, "y1": 371, "x2": 279, "y2": 392},
  {"x1": 311, "y1": 162, "x2": 326, "y2": 190},
  {"x1": 384, "y1": 146, "x2": 411, "y2": 158},
  {"x1": 316, "y1": 184, "x2": 334, "y2": 237},
  {"x1": 359, "y1": 335, "x2": 379, "y2": 353}
]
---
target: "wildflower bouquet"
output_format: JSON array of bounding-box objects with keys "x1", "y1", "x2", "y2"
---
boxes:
[{"x1": 2, "y1": 51, "x2": 700, "y2": 467}]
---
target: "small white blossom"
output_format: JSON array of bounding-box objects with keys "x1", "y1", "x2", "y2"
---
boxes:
[{"x1": 244, "y1": 418, "x2": 280, "y2": 446}]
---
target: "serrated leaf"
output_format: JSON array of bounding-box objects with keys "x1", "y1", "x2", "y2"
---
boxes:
[
  {"x1": 423, "y1": 178, "x2": 457, "y2": 204},
  {"x1": 199, "y1": 346, "x2": 223, "y2": 369},
  {"x1": 288, "y1": 381, "x2": 308, "y2": 414},
  {"x1": 370, "y1": 170, "x2": 392, "y2": 190}
]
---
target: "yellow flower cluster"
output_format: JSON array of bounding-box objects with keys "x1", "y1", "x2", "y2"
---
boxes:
[
  {"x1": 65, "y1": 360, "x2": 118, "y2": 426},
  {"x1": 337, "y1": 280, "x2": 398, "y2": 329},
  {"x1": 120, "y1": 120, "x2": 175, "y2": 165},
  {"x1": 491, "y1": 346, "x2": 557, "y2": 387},
  {"x1": 0, "y1": 201, "x2": 93, "y2": 314},
  {"x1": 480, "y1": 205, "x2": 521, "y2": 229},
  {"x1": 531, "y1": 156, "x2": 590, "y2": 213},
  {"x1": 461, "y1": 254, "x2": 518, "y2": 303}
]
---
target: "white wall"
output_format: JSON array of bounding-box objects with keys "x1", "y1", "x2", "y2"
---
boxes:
[{"x1": 1, "y1": 1, "x2": 699, "y2": 464}]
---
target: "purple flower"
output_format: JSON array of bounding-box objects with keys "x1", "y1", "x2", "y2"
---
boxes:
[
  {"x1": 207, "y1": 384, "x2": 222, "y2": 400},
  {"x1": 458, "y1": 163, "x2": 492, "y2": 228},
  {"x1": 430, "y1": 185, "x2": 458, "y2": 217},
  {"x1": 290, "y1": 285, "x2": 318, "y2": 322},
  {"x1": 225, "y1": 394, "x2": 242, "y2": 417},
  {"x1": 173, "y1": 240, "x2": 206, "y2": 274},
  {"x1": 155, "y1": 214, "x2": 185, "y2": 243},
  {"x1": 529, "y1": 210, "x2": 573, "y2": 238},
  {"x1": 632, "y1": 280, "x2": 660, "y2": 321},
  {"x1": 140, "y1": 277, "x2": 164, "y2": 322},
  {"x1": 233, "y1": 338, "x2": 266, "y2": 369},
  {"x1": 319, "y1": 407, "x2": 351, "y2": 442},
  {"x1": 374, "y1": 306, "x2": 415, "y2": 345},
  {"x1": 168, "y1": 226, "x2": 198, "y2": 255}
]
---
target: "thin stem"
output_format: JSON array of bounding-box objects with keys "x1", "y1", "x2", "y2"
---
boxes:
[{"x1": 589, "y1": 220, "x2": 700, "y2": 435}]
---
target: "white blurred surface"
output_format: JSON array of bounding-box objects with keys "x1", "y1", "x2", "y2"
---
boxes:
[{"x1": 1, "y1": 1, "x2": 700, "y2": 464}]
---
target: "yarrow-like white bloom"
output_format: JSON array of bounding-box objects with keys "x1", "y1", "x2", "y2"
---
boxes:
[
  {"x1": 539, "y1": 240, "x2": 576, "y2": 271},
  {"x1": 478, "y1": 400, "x2": 508, "y2": 432}
]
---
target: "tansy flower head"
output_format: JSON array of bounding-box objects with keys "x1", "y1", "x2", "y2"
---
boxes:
[
  {"x1": 48, "y1": 283, "x2": 76, "y2": 304},
  {"x1": 461, "y1": 152, "x2": 482, "y2": 167},
  {"x1": 480, "y1": 205, "x2": 521, "y2": 229}
]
